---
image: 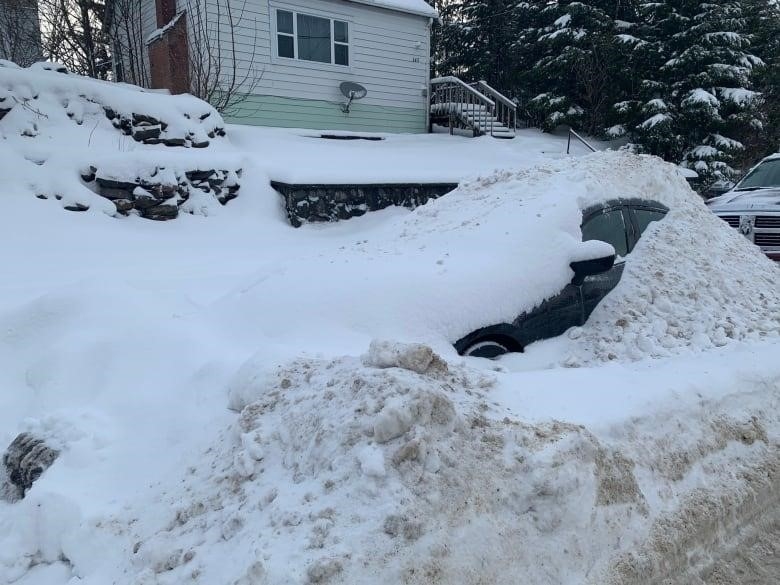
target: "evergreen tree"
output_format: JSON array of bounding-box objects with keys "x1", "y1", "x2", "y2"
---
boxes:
[
  {"x1": 738, "y1": 0, "x2": 780, "y2": 163},
  {"x1": 435, "y1": 0, "x2": 521, "y2": 90},
  {"x1": 523, "y1": 0, "x2": 638, "y2": 135},
  {"x1": 623, "y1": 0, "x2": 763, "y2": 183}
]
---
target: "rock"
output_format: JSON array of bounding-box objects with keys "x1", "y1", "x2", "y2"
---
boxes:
[
  {"x1": 218, "y1": 192, "x2": 238, "y2": 205},
  {"x1": 98, "y1": 186, "x2": 135, "y2": 200},
  {"x1": 116, "y1": 117, "x2": 132, "y2": 134},
  {"x1": 191, "y1": 140, "x2": 209, "y2": 149},
  {"x1": 2, "y1": 433, "x2": 60, "y2": 500},
  {"x1": 185, "y1": 170, "x2": 215, "y2": 182},
  {"x1": 96, "y1": 176, "x2": 139, "y2": 191},
  {"x1": 132, "y1": 113, "x2": 161, "y2": 126},
  {"x1": 80, "y1": 165, "x2": 97, "y2": 182},
  {"x1": 114, "y1": 199, "x2": 135, "y2": 213},
  {"x1": 36, "y1": 194, "x2": 48, "y2": 199},
  {"x1": 64, "y1": 203, "x2": 89, "y2": 212},
  {"x1": 133, "y1": 188, "x2": 160, "y2": 210},
  {"x1": 103, "y1": 106, "x2": 117, "y2": 120},
  {"x1": 143, "y1": 137, "x2": 163, "y2": 145},
  {"x1": 163, "y1": 138, "x2": 186, "y2": 147},
  {"x1": 133, "y1": 125, "x2": 162, "y2": 142},
  {"x1": 141, "y1": 203, "x2": 178, "y2": 221}
]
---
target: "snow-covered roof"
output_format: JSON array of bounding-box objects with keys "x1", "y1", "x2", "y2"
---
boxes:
[{"x1": 345, "y1": 0, "x2": 438, "y2": 18}]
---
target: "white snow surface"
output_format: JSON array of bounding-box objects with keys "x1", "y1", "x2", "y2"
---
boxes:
[
  {"x1": 1, "y1": 68, "x2": 780, "y2": 585},
  {"x1": 345, "y1": 0, "x2": 438, "y2": 18}
]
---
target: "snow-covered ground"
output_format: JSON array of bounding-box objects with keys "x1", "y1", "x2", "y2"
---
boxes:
[{"x1": 1, "y1": 64, "x2": 779, "y2": 585}]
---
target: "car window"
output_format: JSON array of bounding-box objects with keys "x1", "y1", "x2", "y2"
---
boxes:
[
  {"x1": 633, "y1": 208, "x2": 666, "y2": 237},
  {"x1": 581, "y1": 208, "x2": 628, "y2": 257},
  {"x1": 736, "y1": 159, "x2": 780, "y2": 190}
]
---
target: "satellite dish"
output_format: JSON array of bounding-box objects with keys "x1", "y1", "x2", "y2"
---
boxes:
[{"x1": 339, "y1": 81, "x2": 367, "y2": 113}]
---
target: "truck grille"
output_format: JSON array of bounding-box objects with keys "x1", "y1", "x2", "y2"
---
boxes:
[
  {"x1": 719, "y1": 215, "x2": 740, "y2": 228},
  {"x1": 755, "y1": 216, "x2": 780, "y2": 228},
  {"x1": 754, "y1": 233, "x2": 780, "y2": 246}
]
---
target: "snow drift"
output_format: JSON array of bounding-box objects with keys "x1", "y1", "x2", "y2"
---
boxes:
[{"x1": 1, "y1": 66, "x2": 779, "y2": 585}]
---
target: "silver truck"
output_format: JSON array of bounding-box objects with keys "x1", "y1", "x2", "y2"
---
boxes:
[{"x1": 707, "y1": 153, "x2": 780, "y2": 261}]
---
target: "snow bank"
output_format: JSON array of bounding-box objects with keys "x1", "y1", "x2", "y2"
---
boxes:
[
  {"x1": 1, "y1": 70, "x2": 779, "y2": 584},
  {"x1": 102, "y1": 341, "x2": 779, "y2": 585},
  {"x1": 0, "y1": 62, "x2": 237, "y2": 219},
  {"x1": 560, "y1": 201, "x2": 780, "y2": 365},
  {"x1": 211, "y1": 151, "x2": 779, "y2": 361},
  {"x1": 0, "y1": 61, "x2": 223, "y2": 142}
]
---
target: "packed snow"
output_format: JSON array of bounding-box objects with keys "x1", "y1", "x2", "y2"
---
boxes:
[{"x1": 1, "y1": 64, "x2": 780, "y2": 585}]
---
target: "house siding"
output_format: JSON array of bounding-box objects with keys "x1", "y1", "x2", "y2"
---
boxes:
[
  {"x1": 227, "y1": 93, "x2": 426, "y2": 132},
  {"x1": 204, "y1": 0, "x2": 431, "y2": 131},
  {"x1": 115, "y1": 0, "x2": 432, "y2": 133}
]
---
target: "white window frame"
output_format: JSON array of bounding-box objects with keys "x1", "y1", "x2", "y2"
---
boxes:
[{"x1": 271, "y1": 6, "x2": 351, "y2": 69}]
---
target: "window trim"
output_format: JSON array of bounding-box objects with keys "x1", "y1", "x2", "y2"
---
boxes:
[
  {"x1": 580, "y1": 205, "x2": 630, "y2": 261},
  {"x1": 271, "y1": 6, "x2": 351, "y2": 69},
  {"x1": 626, "y1": 203, "x2": 668, "y2": 252}
]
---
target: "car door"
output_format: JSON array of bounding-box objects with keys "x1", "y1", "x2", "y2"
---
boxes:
[
  {"x1": 512, "y1": 281, "x2": 582, "y2": 347},
  {"x1": 579, "y1": 204, "x2": 631, "y2": 321},
  {"x1": 513, "y1": 203, "x2": 631, "y2": 345}
]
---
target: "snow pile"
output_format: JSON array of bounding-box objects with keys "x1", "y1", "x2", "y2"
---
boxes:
[
  {"x1": 558, "y1": 180, "x2": 780, "y2": 366},
  {"x1": 0, "y1": 62, "x2": 239, "y2": 219},
  {"x1": 72, "y1": 340, "x2": 777, "y2": 585},
  {"x1": 215, "y1": 151, "x2": 778, "y2": 363},
  {"x1": 0, "y1": 84, "x2": 779, "y2": 584},
  {"x1": 0, "y1": 61, "x2": 224, "y2": 143}
]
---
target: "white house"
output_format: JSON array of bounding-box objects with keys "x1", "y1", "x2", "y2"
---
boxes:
[
  {"x1": 107, "y1": 0, "x2": 437, "y2": 133},
  {"x1": 0, "y1": 0, "x2": 42, "y2": 67}
]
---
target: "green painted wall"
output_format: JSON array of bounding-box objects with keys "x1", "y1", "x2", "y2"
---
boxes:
[{"x1": 223, "y1": 93, "x2": 428, "y2": 133}]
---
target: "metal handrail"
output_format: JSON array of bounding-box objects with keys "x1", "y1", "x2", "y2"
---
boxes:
[
  {"x1": 567, "y1": 127, "x2": 597, "y2": 154},
  {"x1": 476, "y1": 81, "x2": 514, "y2": 109},
  {"x1": 475, "y1": 80, "x2": 516, "y2": 132},
  {"x1": 431, "y1": 76, "x2": 495, "y2": 107},
  {"x1": 430, "y1": 76, "x2": 497, "y2": 137}
]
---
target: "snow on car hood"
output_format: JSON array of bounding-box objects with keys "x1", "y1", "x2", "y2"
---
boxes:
[
  {"x1": 706, "y1": 188, "x2": 780, "y2": 212},
  {"x1": 206, "y1": 152, "x2": 698, "y2": 354}
]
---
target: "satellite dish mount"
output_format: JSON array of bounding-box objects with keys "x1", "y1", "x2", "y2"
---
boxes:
[{"x1": 339, "y1": 81, "x2": 367, "y2": 113}]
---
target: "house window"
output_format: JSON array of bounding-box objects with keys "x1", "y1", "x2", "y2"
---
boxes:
[{"x1": 275, "y1": 9, "x2": 349, "y2": 66}]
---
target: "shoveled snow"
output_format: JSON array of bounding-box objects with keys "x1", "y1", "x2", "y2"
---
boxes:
[{"x1": 1, "y1": 64, "x2": 780, "y2": 585}]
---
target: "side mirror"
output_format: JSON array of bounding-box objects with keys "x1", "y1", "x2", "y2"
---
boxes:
[{"x1": 570, "y1": 254, "x2": 615, "y2": 285}]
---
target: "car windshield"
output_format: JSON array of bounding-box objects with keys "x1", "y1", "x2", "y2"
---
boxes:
[{"x1": 735, "y1": 158, "x2": 780, "y2": 190}]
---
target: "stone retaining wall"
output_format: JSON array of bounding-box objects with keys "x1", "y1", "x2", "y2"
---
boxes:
[
  {"x1": 81, "y1": 166, "x2": 241, "y2": 220},
  {"x1": 271, "y1": 182, "x2": 459, "y2": 227}
]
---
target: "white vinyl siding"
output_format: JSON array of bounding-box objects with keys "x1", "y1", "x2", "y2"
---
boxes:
[
  {"x1": 117, "y1": 0, "x2": 431, "y2": 131},
  {"x1": 211, "y1": 0, "x2": 430, "y2": 112}
]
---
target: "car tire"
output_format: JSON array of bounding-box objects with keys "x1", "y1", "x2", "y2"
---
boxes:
[{"x1": 462, "y1": 339, "x2": 511, "y2": 359}]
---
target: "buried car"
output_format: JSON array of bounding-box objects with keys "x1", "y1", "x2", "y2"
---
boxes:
[
  {"x1": 455, "y1": 199, "x2": 669, "y2": 357},
  {"x1": 707, "y1": 153, "x2": 780, "y2": 261}
]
